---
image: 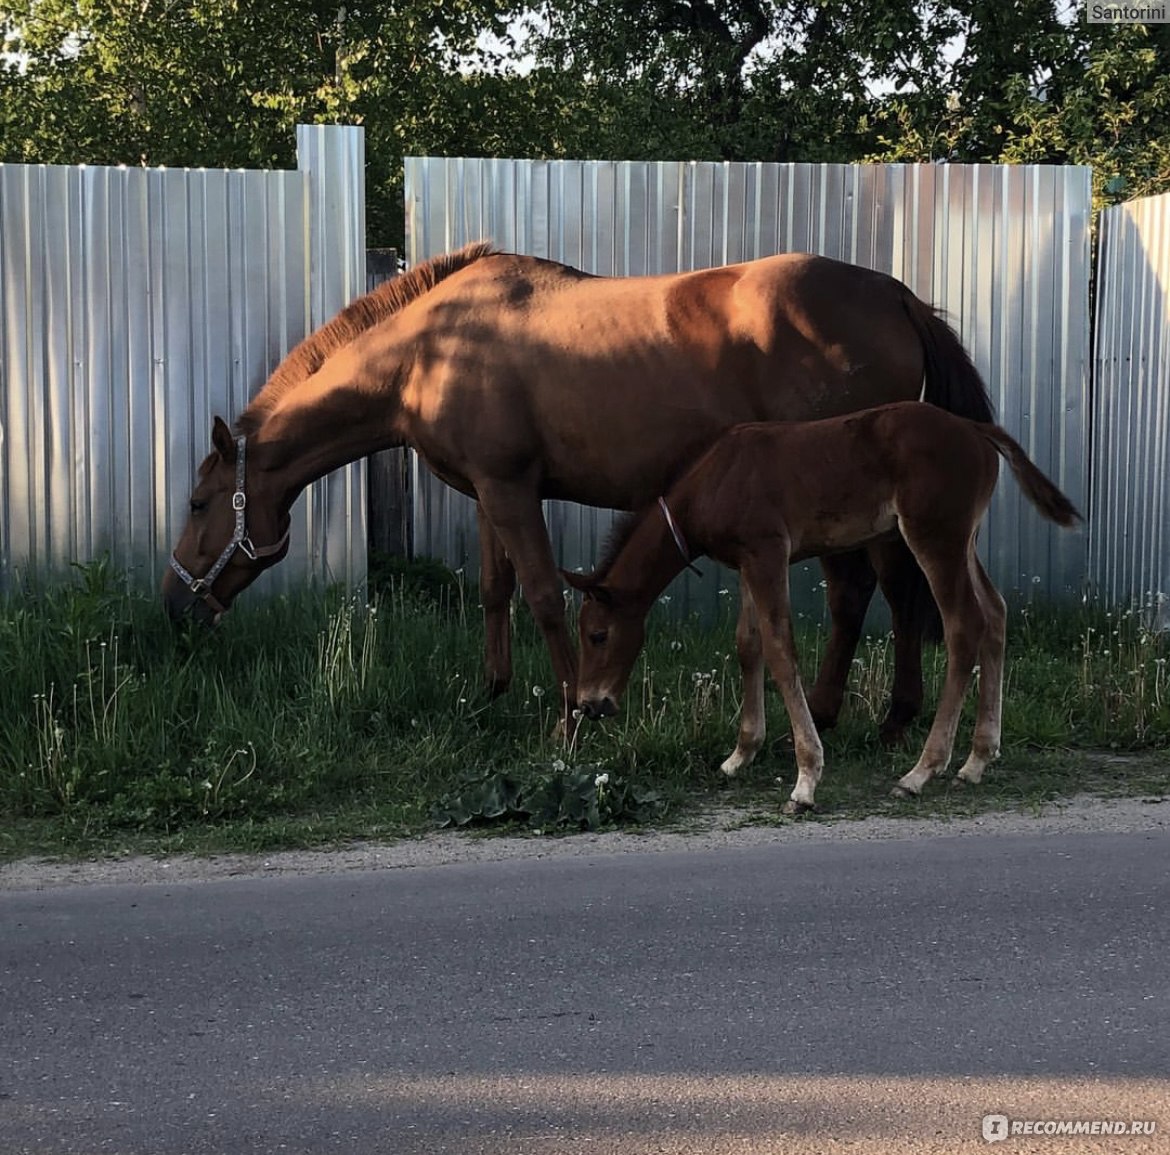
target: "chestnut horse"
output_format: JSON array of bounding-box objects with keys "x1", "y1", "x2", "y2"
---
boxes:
[
  {"x1": 162, "y1": 243, "x2": 994, "y2": 735},
  {"x1": 566, "y1": 402, "x2": 1081, "y2": 811}
]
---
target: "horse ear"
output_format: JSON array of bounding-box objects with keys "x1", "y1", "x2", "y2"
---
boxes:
[
  {"x1": 561, "y1": 570, "x2": 614, "y2": 607},
  {"x1": 561, "y1": 569, "x2": 594, "y2": 593},
  {"x1": 211, "y1": 417, "x2": 237, "y2": 463}
]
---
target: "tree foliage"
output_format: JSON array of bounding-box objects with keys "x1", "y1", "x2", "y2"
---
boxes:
[{"x1": 2, "y1": 1, "x2": 1168, "y2": 247}]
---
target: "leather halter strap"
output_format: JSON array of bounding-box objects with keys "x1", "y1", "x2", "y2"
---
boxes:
[
  {"x1": 657, "y1": 496, "x2": 704, "y2": 577},
  {"x1": 169, "y1": 435, "x2": 289, "y2": 615}
]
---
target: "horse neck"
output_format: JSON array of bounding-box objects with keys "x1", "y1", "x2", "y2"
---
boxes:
[
  {"x1": 251, "y1": 377, "x2": 406, "y2": 506},
  {"x1": 605, "y1": 501, "x2": 691, "y2": 612}
]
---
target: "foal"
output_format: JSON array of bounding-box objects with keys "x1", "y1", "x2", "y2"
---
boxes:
[{"x1": 565, "y1": 402, "x2": 1081, "y2": 813}]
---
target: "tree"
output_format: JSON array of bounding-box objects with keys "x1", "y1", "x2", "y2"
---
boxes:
[
  {"x1": 0, "y1": 0, "x2": 524, "y2": 245},
  {"x1": 3, "y1": 0, "x2": 1168, "y2": 249}
]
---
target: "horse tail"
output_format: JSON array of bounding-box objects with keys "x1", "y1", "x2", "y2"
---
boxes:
[
  {"x1": 980, "y1": 425, "x2": 1082, "y2": 528},
  {"x1": 901, "y1": 292, "x2": 996, "y2": 423},
  {"x1": 895, "y1": 292, "x2": 996, "y2": 643}
]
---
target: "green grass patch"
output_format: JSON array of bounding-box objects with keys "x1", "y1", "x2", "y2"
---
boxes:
[{"x1": 1, "y1": 559, "x2": 1168, "y2": 861}]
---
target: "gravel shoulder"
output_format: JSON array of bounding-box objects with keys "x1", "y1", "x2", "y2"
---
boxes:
[{"x1": 2, "y1": 793, "x2": 1167, "y2": 892}]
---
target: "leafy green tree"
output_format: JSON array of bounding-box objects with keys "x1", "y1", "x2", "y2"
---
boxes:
[
  {"x1": 0, "y1": 0, "x2": 524, "y2": 245},
  {"x1": 3, "y1": 0, "x2": 1168, "y2": 249}
]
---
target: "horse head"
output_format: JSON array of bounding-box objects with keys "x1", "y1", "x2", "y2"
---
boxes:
[
  {"x1": 162, "y1": 417, "x2": 291, "y2": 625},
  {"x1": 562, "y1": 570, "x2": 648, "y2": 720}
]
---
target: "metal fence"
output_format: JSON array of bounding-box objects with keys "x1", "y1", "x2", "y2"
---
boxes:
[
  {"x1": 0, "y1": 125, "x2": 368, "y2": 595},
  {"x1": 404, "y1": 158, "x2": 1093, "y2": 615},
  {"x1": 1090, "y1": 191, "x2": 1170, "y2": 624}
]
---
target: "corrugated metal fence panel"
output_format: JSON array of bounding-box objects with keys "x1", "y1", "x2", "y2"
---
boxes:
[
  {"x1": 0, "y1": 125, "x2": 367, "y2": 595},
  {"x1": 404, "y1": 158, "x2": 1091, "y2": 614},
  {"x1": 295, "y1": 125, "x2": 367, "y2": 594},
  {"x1": 1090, "y1": 192, "x2": 1170, "y2": 618}
]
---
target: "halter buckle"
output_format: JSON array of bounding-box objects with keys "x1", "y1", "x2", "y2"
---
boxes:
[{"x1": 232, "y1": 492, "x2": 247, "y2": 511}]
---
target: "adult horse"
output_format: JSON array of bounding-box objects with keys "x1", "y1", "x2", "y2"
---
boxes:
[{"x1": 162, "y1": 242, "x2": 994, "y2": 737}]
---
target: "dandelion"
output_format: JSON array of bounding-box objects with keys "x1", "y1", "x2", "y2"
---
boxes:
[
  {"x1": 595, "y1": 773, "x2": 609, "y2": 787},
  {"x1": 532, "y1": 685, "x2": 545, "y2": 698},
  {"x1": 670, "y1": 640, "x2": 683, "y2": 651},
  {"x1": 659, "y1": 595, "x2": 672, "y2": 605},
  {"x1": 552, "y1": 759, "x2": 566, "y2": 773}
]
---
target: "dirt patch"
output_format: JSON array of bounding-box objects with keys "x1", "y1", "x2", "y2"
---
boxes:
[{"x1": 2, "y1": 793, "x2": 1166, "y2": 892}]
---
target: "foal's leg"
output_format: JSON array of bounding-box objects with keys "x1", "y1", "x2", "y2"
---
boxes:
[
  {"x1": 477, "y1": 504, "x2": 516, "y2": 699},
  {"x1": 869, "y1": 537, "x2": 929, "y2": 745},
  {"x1": 806, "y1": 550, "x2": 876, "y2": 732},
  {"x1": 474, "y1": 480, "x2": 578, "y2": 730},
  {"x1": 955, "y1": 557, "x2": 1007, "y2": 786},
  {"x1": 741, "y1": 551, "x2": 824, "y2": 814},
  {"x1": 721, "y1": 587, "x2": 766, "y2": 777},
  {"x1": 893, "y1": 536, "x2": 986, "y2": 798}
]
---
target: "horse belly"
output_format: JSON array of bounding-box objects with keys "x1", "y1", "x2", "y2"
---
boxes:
[{"x1": 792, "y1": 500, "x2": 900, "y2": 560}]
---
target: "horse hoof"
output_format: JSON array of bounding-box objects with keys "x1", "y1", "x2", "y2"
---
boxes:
[
  {"x1": 485, "y1": 677, "x2": 511, "y2": 701},
  {"x1": 890, "y1": 784, "x2": 919, "y2": 800},
  {"x1": 878, "y1": 723, "x2": 910, "y2": 749},
  {"x1": 781, "y1": 799, "x2": 815, "y2": 817}
]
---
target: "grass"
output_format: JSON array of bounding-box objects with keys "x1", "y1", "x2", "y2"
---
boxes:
[{"x1": 1, "y1": 558, "x2": 1168, "y2": 862}]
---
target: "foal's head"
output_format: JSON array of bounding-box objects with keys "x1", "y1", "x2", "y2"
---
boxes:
[
  {"x1": 162, "y1": 417, "x2": 290, "y2": 625},
  {"x1": 563, "y1": 573, "x2": 650, "y2": 720}
]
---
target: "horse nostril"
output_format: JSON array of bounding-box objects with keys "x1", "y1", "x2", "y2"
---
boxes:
[{"x1": 580, "y1": 697, "x2": 618, "y2": 721}]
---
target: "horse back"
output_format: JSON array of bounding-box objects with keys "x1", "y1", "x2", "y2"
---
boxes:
[{"x1": 683, "y1": 403, "x2": 1001, "y2": 563}]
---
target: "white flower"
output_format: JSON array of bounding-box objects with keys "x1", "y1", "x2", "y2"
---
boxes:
[
  {"x1": 532, "y1": 685, "x2": 545, "y2": 698},
  {"x1": 552, "y1": 759, "x2": 566, "y2": 773},
  {"x1": 594, "y1": 773, "x2": 610, "y2": 788}
]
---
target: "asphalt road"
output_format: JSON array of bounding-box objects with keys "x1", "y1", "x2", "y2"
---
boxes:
[{"x1": 3, "y1": 829, "x2": 1168, "y2": 1154}]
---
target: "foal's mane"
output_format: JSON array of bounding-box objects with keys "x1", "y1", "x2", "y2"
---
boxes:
[{"x1": 237, "y1": 240, "x2": 497, "y2": 435}]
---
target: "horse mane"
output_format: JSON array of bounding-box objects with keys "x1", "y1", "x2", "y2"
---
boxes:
[{"x1": 237, "y1": 240, "x2": 498, "y2": 435}]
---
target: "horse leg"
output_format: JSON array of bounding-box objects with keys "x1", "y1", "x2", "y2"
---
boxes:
[
  {"x1": 474, "y1": 481, "x2": 579, "y2": 731},
  {"x1": 893, "y1": 536, "x2": 986, "y2": 798},
  {"x1": 806, "y1": 550, "x2": 876, "y2": 732},
  {"x1": 740, "y1": 551, "x2": 824, "y2": 815},
  {"x1": 477, "y1": 504, "x2": 516, "y2": 699},
  {"x1": 869, "y1": 537, "x2": 927, "y2": 746},
  {"x1": 720, "y1": 587, "x2": 766, "y2": 777},
  {"x1": 955, "y1": 557, "x2": 1006, "y2": 786}
]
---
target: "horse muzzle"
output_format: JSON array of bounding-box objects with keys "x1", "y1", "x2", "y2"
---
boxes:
[
  {"x1": 579, "y1": 695, "x2": 619, "y2": 721},
  {"x1": 162, "y1": 576, "x2": 222, "y2": 628}
]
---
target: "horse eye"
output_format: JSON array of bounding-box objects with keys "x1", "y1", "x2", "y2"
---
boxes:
[
  {"x1": 588, "y1": 631, "x2": 608, "y2": 646},
  {"x1": 190, "y1": 499, "x2": 209, "y2": 514}
]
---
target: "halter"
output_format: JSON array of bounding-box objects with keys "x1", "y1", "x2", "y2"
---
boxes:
[
  {"x1": 657, "y1": 497, "x2": 704, "y2": 577},
  {"x1": 169, "y1": 435, "x2": 289, "y2": 616}
]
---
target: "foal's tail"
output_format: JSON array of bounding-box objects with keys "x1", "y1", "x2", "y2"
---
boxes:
[
  {"x1": 980, "y1": 425, "x2": 1083, "y2": 527},
  {"x1": 901, "y1": 293, "x2": 996, "y2": 424}
]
